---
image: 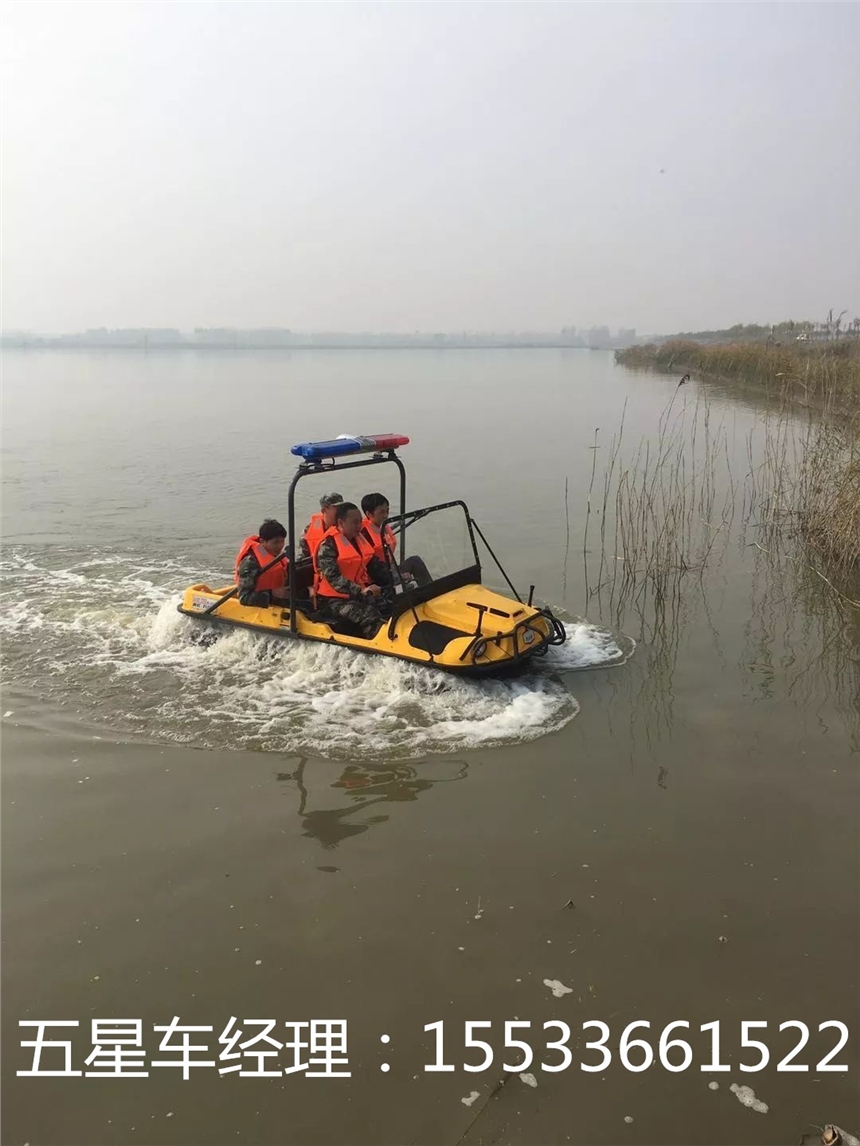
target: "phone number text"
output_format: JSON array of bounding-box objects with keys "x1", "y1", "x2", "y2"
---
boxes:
[{"x1": 423, "y1": 1020, "x2": 849, "y2": 1074}]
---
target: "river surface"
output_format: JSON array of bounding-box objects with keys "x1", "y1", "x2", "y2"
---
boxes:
[{"x1": 1, "y1": 348, "x2": 858, "y2": 1146}]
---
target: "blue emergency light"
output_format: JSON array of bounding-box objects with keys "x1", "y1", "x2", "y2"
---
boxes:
[{"x1": 291, "y1": 433, "x2": 410, "y2": 461}]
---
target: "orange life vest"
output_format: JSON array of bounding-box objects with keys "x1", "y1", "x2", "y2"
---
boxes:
[
  {"x1": 234, "y1": 536, "x2": 288, "y2": 592},
  {"x1": 303, "y1": 512, "x2": 327, "y2": 558},
  {"x1": 314, "y1": 526, "x2": 373, "y2": 599},
  {"x1": 361, "y1": 517, "x2": 397, "y2": 563}
]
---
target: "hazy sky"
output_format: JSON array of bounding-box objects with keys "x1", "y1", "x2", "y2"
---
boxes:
[{"x1": 2, "y1": 1, "x2": 858, "y2": 334}]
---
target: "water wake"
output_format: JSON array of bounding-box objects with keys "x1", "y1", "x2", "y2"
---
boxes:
[{"x1": 1, "y1": 548, "x2": 632, "y2": 758}]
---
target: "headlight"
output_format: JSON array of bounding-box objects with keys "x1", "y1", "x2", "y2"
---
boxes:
[
  {"x1": 473, "y1": 640, "x2": 487, "y2": 658},
  {"x1": 522, "y1": 628, "x2": 536, "y2": 645}
]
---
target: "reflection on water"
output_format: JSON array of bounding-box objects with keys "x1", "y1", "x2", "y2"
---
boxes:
[
  {"x1": 743, "y1": 537, "x2": 860, "y2": 750},
  {"x1": 614, "y1": 538, "x2": 859, "y2": 767},
  {"x1": 277, "y1": 757, "x2": 468, "y2": 850}
]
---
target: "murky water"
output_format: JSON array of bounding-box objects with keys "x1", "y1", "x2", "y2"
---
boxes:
[
  {"x1": 2, "y1": 348, "x2": 858, "y2": 1145},
  {"x1": 1, "y1": 348, "x2": 640, "y2": 756}
]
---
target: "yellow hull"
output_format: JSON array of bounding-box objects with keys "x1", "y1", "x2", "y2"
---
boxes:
[{"x1": 178, "y1": 581, "x2": 562, "y2": 676}]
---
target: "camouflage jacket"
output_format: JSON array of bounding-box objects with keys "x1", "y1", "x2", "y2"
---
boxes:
[
  {"x1": 316, "y1": 536, "x2": 390, "y2": 600},
  {"x1": 237, "y1": 551, "x2": 287, "y2": 608}
]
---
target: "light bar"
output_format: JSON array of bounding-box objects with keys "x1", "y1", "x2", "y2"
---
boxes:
[{"x1": 291, "y1": 433, "x2": 410, "y2": 461}]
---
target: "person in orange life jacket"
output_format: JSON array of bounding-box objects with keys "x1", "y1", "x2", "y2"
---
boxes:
[
  {"x1": 235, "y1": 519, "x2": 290, "y2": 607},
  {"x1": 299, "y1": 492, "x2": 343, "y2": 560},
  {"x1": 315, "y1": 502, "x2": 392, "y2": 639},
  {"x1": 360, "y1": 492, "x2": 432, "y2": 587}
]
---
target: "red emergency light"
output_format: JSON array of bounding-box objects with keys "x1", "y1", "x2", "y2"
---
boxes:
[{"x1": 291, "y1": 434, "x2": 410, "y2": 461}]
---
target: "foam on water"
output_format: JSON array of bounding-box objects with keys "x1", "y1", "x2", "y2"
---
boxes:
[
  {"x1": 128, "y1": 609, "x2": 582, "y2": 757},
  {"x1": 542, "y1": 621, "x2": 634, "y2": 671},
  {"x1": 729, "y1": 1083, "x2": 769, "y2": 1114},
  {"x1": 1, "y1": 547, "x2": 632, "y2": 759}
]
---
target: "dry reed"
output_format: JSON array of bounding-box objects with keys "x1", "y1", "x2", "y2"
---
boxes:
[{"x1": 611, "y1": 340, "x2": 860, "y2": 586}]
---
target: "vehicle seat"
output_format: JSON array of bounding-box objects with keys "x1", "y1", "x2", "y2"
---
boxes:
[{"x1": 291, "y1": 557, "x2": 315, "y2": 599}]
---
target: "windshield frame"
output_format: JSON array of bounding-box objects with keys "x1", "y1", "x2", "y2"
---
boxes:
[{"x1": 383, "y1": 500, "x2": 483, "y2": 618}]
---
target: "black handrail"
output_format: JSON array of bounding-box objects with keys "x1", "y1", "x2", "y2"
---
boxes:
[
  {"x1": 379, "y1": 521, "x2": 425, "y2": 647},
  {"x1": 202, "y1": 549, "x2": 288, "y2": 615},
  {"x1": 384, "y1": 499, "x2": 481, "y2": 569},
  {"x1": 469, "y1": 517, "x2": 522, "y2": 602},
  {"x1": 383, "y1": 501, "x2": 523, "y2": 609},
  {"x1": 457, "y1": 607, "x2": 565, "y2": 663}
]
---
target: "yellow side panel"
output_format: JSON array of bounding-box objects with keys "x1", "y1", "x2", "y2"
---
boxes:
[{"x1": 179, "y1": 582, "x2": 552, "y2": 668}]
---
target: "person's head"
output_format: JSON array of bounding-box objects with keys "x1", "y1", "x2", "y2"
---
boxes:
[
  {"x1": 320, "y1": 491, "x2": 344, "y2": 527},
  {"x1": 335, "y1": 501, "x2": 362, "y2": 540},
  {"x1": 258, "y1": 518, "x2": 287, "y2": 557},
  {"x1": 361, "y1": 492, "x2": 389, "y2": 527}
]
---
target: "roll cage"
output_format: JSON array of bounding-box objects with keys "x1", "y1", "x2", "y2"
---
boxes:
[{"x1": 286, "y1": 448, "x2": 407, "y2": 634}]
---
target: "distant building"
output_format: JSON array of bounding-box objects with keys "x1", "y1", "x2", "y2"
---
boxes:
[
  {"x1": 194, "y1": 328, "x2": 239, "y2": 346},
  {"x1": 617, "y1": 328, "x2": 636, "y2": 346},
  {"x1": 62, "y1": 328, "x2": 186, "y2": 347},
  {"x1": 1, "y1": 326, "x2": 646, "y2": 351},
  {"x1": 586, "y1": 326, "x2": 612, "y2": 349}
]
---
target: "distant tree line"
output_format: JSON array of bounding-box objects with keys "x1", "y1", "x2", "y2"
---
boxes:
[{"x1": 665, "y1": 310, "x2": 860, "y2": 345}]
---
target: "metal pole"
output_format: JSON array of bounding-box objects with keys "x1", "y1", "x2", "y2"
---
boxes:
[
  {"x1": 287, "y1": 467, "x2": 303, "y2": 633},
  {"x1": 202, "y1": 548, "x2": 288, "y2": 615},
  {"x1": 394, "y1": 453, "x2": 407, "y2": 560},
  {"x1": 470, "y1": 518, "x2": 522, "y2": 602}
]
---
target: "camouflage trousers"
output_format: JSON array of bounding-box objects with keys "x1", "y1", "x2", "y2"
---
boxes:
[{"x1": 322, "y1": 597, "x2": 387, "y2": 640}]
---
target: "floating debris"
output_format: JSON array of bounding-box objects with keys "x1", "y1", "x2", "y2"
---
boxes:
[
  {"x1": 543, "y1": 978, "x2": 573, "y2": 998},
  {"x1": 729, "y1": 1082, "x2": 768, "y2": 1114},
  {"x1": 461, "y1": 1091, "x2": 480, "y2": 1107},
  {"x1": 520, "y1": 1072, "x2": 538, "y2": 1088},
  {"x1": 708, "y1": 1081, "x2": 719, "y2": 1090},
  {"x1": 822, "y1": 1126, "x2": 860, "y2": 1146}
]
